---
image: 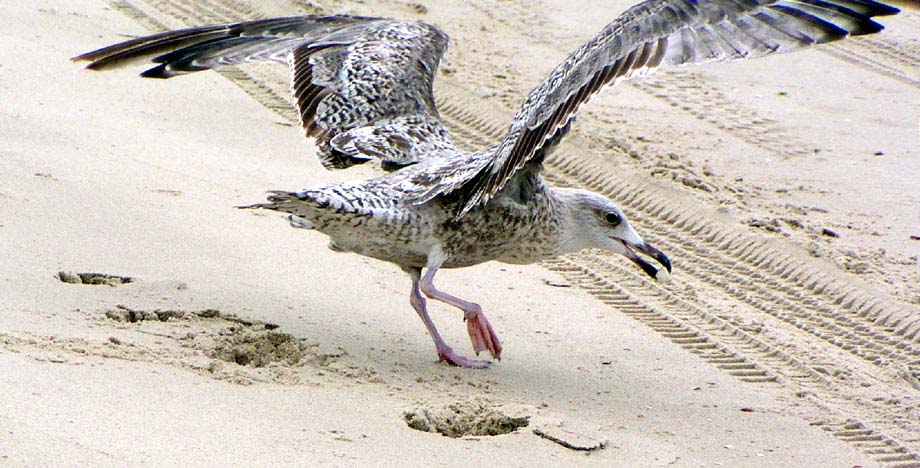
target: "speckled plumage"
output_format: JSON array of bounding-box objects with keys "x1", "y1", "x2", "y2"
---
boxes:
[
  {"x1": 258, "y1": 167, "x2": 566, "y2": 270},
  {"x1": 75, "y1": 0, "x2": 897, "y2": 367}
]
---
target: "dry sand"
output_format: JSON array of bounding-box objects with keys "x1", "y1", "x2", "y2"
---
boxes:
[{"x1": 1, "y1": 0, "x2": 918, "y2": 467}]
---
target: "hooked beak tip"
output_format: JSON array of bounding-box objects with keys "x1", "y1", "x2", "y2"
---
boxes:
[
  {"x1": 621, "y1": 240, "x2": 672, "y2": 281},
  {"x1": 656, "y1": 250, "x2": 672, "y2": 274}
]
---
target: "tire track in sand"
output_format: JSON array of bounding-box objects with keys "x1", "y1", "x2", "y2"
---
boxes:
[
  {"x1": 824, "y1": 34, "x2": 920, "y2": 90},
  {"x1": 432, "y1": 89, "x2": 920, "y2": 466},
  {"x1": 102, "y1": 0, "x2": 920, "y2": 464}
]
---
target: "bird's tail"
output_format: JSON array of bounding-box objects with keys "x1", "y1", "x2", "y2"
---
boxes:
[
  {"x1": 239, "y1": 186, "x2": 379, "y2": 231},
  {"x1": 238, "y1": 190, "x2": 322, "y2": 230},
  {"x1": 238, "y1": 190, "x2": 317, "y2": 215}
]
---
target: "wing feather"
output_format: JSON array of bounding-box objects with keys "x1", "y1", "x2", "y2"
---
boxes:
[
  {"x1": 454, "y1": 0, "x2": 898, "y2": 216},
  {"x1": 73, "y1": 16, "x2": 456, "y2": 171}
]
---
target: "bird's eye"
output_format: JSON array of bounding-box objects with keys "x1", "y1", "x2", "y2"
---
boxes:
[{"x1": 604, "y1": 211, "x2": 621, "y2": 226}]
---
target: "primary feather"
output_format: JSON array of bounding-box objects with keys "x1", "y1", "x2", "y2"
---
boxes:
[{"x1": 74, "y1": 16, "x2": 454, "y2": 171}]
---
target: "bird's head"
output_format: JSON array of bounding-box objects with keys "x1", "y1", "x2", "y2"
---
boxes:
[{"x1": 558, "y1": 189, "x2": 671, "y2": 282}]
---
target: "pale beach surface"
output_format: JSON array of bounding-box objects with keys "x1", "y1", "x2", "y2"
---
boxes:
[{"x1": 1, "y1": 1, "x2": 918, "y2": 467}]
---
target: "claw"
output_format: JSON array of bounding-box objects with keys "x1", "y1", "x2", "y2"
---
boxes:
[
  {"x1": 438, "y1": 347, "x2": 491, "y2": 369},
  {"x1": 465, "y1": 310, "x2": 502, "y2": 359}
]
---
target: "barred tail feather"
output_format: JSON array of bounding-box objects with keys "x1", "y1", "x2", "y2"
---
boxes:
[{"x1": 237, "y1": 190, "x2": 317, "y2": 217}]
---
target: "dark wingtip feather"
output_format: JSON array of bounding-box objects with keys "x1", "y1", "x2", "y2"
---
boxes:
[
  {"x1": 850, "y1": 0, "x2": 900, "y2": 34},
  {"x1": 72, "y1": 50, "x2": 117, "y2": 69},
  {"x1": 865, "y1": 0, "x2": 901, "y2": 16},
  {"x1": 139, "y1": 64, "x2": 172, "y2": 79},
  {"x1": 71, "y1": 24, "x2": 236, "y2": 71},
  {"x1": 850, "y1": 18, "x2": 886, "y2": 35}
]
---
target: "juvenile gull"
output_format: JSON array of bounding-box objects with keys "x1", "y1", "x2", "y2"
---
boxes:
[{"x1": 74, "y1": 0, "x2": 898, "y2": 368}]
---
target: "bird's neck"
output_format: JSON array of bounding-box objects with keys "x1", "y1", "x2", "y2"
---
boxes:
[
  {"x1": 486, "y1": 187, "x2": 582, "y2": 265},
  {"x1": 548, "y1": 187, "x2": 600, "y2": 255}
]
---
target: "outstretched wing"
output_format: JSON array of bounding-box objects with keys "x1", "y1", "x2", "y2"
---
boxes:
[
  {"x1": 73, "y1": 16, "x2": 456, "y2": 170},
  {"x1": 455, "y1": 0, "x2": 899, "y2": 216}
]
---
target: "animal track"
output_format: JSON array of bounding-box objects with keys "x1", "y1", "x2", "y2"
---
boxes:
[
  {"x1": 404, "y1": 399, "x2": 529, "y2": 438},
  {"x1": 105, "y1": 305, "x2": 317, "y2": 369},
  {"x1": 58, "y1": 271, "x2": 134, "y2": 286}
]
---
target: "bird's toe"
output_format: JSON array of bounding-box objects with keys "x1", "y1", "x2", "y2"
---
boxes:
[{"x1": 438, "y1": 347, "x2": 492, "y2": 369}]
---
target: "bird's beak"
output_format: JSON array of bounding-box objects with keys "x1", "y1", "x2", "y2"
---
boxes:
[{"x1": 619, "y1": 239, "x2": 672, "y2": 282}]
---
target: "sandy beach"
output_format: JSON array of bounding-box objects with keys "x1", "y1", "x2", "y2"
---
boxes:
[{"x1": 1, "y1": 0, "x2": 918, "y2": 466}]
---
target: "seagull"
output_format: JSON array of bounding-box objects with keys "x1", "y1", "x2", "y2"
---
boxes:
[{"x1": 74, "y1": 0, "x2": 898, "y2": 368}]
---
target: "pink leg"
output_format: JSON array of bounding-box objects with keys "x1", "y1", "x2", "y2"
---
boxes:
[
  {"x1": 406, "y1": 268, "x2": 491, "y2": 369},
  {"x1": 419, "y1": 267, "x2": 503, "y2": 360}
]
